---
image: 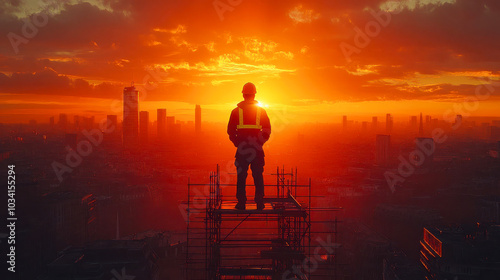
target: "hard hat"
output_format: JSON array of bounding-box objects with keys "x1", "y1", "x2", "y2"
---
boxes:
[{"x1": 242, "y1": 82, "x2": 257, "y2": 94}]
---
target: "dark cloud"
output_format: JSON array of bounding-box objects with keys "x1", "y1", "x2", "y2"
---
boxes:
[
  {"x1": 349, "y1": 0, "x2": 500, "y2": 68},
  {"x1": 1, "y1": 0, "x2": 500, "y2": 105},
  {"x1": 0, "y1": 67, "x2": 122, "y2": 98}
]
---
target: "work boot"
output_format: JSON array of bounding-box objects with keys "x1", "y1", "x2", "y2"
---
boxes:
[
  {"x1": 235, "y1": 202, "x2": 246, "y2": 210},
  {"x1": 256, "y1": 202, "x2": 265, "y2": 210}
]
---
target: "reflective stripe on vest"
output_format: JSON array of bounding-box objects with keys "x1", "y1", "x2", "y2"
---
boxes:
[{"x1": 237, "y1": 107, "x2": 262, "y2": 129}]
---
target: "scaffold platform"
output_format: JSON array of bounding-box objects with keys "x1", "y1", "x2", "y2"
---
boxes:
[{"x1": 184, "y1": 166, "x2": 341, "y2": 280}]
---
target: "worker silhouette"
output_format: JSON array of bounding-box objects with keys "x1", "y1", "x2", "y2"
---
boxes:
[{"x1": 227, "y1": 82, "x2": 271, "y2": 210}]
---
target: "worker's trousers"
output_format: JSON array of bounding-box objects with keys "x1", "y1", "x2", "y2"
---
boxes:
[{"x1": 235, "y1": 148, "x2": 265, "y2": 204}]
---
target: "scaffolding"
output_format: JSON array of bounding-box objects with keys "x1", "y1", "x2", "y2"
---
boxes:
[{"x1": 185, "y1": 166, "x2": 341, "y2": 280}]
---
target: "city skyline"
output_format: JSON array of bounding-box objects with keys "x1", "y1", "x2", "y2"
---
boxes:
[
  {"x1": 2, "y1": 1, "x2": 500, "y2": 123},
  {"x1": 2, "y1": 1, "x2": 500, "y2": 279}
]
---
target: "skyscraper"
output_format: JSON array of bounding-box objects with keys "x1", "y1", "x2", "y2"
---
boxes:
[
  {"x1": 419, "y1": 113, "x2": 424, "y2": 136},
  {"x1": 372, "y1": 116, "x2": 378, "y2": 130},
  {"x1": 157, "y1": 109, "x2": 166, "y2": 140},
  {"x1": 123, "y1": 86, "x2": 139, "y2": 149},
  {"x1": 167, "y1": 116, "x2": 176, "y2": 135},
  {"x1": 195, "y1": 104, "x2": 201, "y2": 135},
  {"x1": 342, "y1": 115, "x2": 347, "y2": 129},
  {"x1": 59, "y1": 113, "x2": 68, "y2": 131},
  {"x1": 386, "y1": 114, "x2": 393, "y2": 134},
  {"x1": 362, "y1": 121, "x2": 368, "y2": 132},
  {"x1": 82, "y1": 116, "x2": 95, "y2": 130},
  {"x1": 376, "y1": 134, "x2": 390, "y2": 166},
  {"x1": 140, "y1": 111, "x2": 149, "y2": 144},
  {"x1": 421, "y1": 225, "x2": 500, "y2": 280},
  {"x1": 410, "y1": 116, "x2": 418, "y2": 129}
]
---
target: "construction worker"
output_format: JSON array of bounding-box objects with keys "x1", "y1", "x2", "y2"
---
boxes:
[{"x1": 227, "y1": 82, "x2": 271, "y2": 210}]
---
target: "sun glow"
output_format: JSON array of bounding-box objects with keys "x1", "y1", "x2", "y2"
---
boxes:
[{"x1": 257, "y1": 101, "x2": 269, "y2": 108}]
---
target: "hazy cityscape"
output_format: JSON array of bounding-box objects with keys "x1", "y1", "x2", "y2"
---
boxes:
[
  {"x1": 2, "y1": 0, "x2": 500, "y2": 279},
  {"x1": 1, "y1": 83, "x2": 500, "y2": 279}
]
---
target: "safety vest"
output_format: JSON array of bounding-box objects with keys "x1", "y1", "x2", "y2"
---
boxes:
[{"x1": 237, "y1": 107, "x2": 262, "y2": 129}]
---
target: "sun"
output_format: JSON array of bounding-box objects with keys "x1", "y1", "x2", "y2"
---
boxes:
[{"x1": 257, "y1": 101, "x2": 269, "y2": 108}]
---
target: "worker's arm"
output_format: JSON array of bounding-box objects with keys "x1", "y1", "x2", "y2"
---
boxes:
[
  {"x1": 259, "y1": 109, "x2": 271, "y2": 145},
  {"x1": 227, "y1": 109, "x2": 238, "y2": 147}
]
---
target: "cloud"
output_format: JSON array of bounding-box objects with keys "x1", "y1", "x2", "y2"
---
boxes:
[
  {"x1": 289, "y1": 5, "x2": 321, "y2": 23},
  {"x1": 1, "y1": 0, "x2": 500, "y2": 110},
  {"x1": 0, "y1": 67, "x2": 121, "y2": 98}
]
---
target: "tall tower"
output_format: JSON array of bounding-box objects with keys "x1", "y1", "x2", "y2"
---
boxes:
[
  {"x1": 372, "y1": 116, "x2": 378, "y2": 130},
  {"x1": 410, "y1": 116, "x2": 418, "y2": 129},
  {"x1": 123, "y1": 86, "x2": 139, "y2": 149},
  {"x1": 419, "y1": 113, "x2": 424, "y2": 136},
  {"x1": 157, "y1": 109, "x2": 167, "y2": 140},
  {"x1": 386, "y1": 113, "x2": 393, "y2": 134},
  {"x1": 167, "y1": 116, "x2": 176, "y2": 134},
  {"x1": 342, "y1": 115, "x2": 347, "y2": 130},
  {"x1": 59, "y1": 113, "x2": 68, "y2": 132},
  {"x1": 195, "y1": 105, "x2": 201, "y2": 135},
  {"x1": 139, "y1": 111, "x2": 149, "y2": 144}
]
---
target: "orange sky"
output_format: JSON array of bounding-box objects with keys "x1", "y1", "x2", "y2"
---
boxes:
[{"x1": 1, "y1": 0, "x2": 500, "y2": 123}]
